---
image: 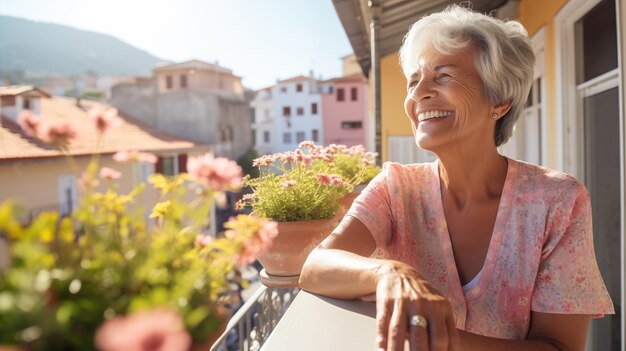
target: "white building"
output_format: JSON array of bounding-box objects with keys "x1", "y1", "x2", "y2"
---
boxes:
[{"x1": 251, "y1": 75, "x2": 323, "y2": 154}]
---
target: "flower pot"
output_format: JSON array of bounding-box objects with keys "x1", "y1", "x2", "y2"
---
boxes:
[
  {"x1": 257, "y1": 215, "x2": 341, "y2": 287},
  {"x1": 337, "y1": 183, "x2": 368, "y2": 217}
]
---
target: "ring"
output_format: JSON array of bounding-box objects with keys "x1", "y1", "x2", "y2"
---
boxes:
[{"x1": 409, "y1": 314, "x2": 428, "y2": 329}]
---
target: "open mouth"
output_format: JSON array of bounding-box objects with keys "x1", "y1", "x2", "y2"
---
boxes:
[{"x1": 417, "y1": 110, "x2": 452, "y2": 122}]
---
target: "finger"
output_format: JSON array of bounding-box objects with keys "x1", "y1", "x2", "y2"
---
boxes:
[
  {"x1": 376, "y1": 297, "x2": 394, "y2": 350},
  {"x1": 445, "y1": 314, "x2": 459, "y2": 351},
  {"x1": 427, "y1": 313, "x2": 449, "y2": 351},
  {"x1": 407, "y1": 315, "x2": 429, "y2": 351},
  {"x1": 387, "y1": 299, "x2": 408, "y2": 351}
]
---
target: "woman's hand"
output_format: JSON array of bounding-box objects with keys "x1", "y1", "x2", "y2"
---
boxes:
[{"x1": 373, "y1": 261, "x2": 459, "y2": 351}]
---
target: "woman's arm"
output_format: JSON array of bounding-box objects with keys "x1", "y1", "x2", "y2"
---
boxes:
[
  {"x1": 299, "y1": 216, "x2": 591, "y2": 351},
  {"x1": 459, "y1": 312, "x2": 591, "y2": 351}
]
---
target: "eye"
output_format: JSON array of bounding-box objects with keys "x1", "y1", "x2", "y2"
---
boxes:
[
  {"x1": 408, "y1": 78, "x2": 419, "y2": 89},
  {"x1": 436, "y1": 73, "x2": 451, "y2": 80}
]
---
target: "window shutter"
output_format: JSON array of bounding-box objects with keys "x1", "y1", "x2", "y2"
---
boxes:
[
  {"x1": 178, "y1": 154, "x2": 188, "y2": 173},
  {"x1": 155, "y1": 156, "x2": 164, "y2": 174}
]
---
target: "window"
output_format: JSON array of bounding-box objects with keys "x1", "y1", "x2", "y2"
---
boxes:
[
  {"x1": 297, "y1": 107, "x2": 304, "y2": 116},
  {"x1": 280, "y1": 86, "x2": 287, "y2": 93},
  {"x1": 166, "y1": 76, "x2": 173, "y2": 89},
  {"x1": 296, "y1": 132, "x2": 305, "y2": 143},
  {"x1": 0, "y1": 95, "x2": 15, "y2": 107},
  {"x1": 341, "y1": 121, "x2": 362, "y2": 129},
  {"x1": 351, "y1": 87, "x2": 358, "y2": 101},
  {"x1": 311, "y1": 103, "x2": 318, "y2": 115},
  {"x1": 296, "y1": 83, "x2": 303, "y2": 92},
  {"x1": 157, "y1": 156, "x2": 178, "y2": 176},
  {"x1": 250, "y1": 108, "x2": 255, "y2": 123},
  {"x1": 283, "y1": 106, "x2": 291, "y2": 117},
  {"x1": 23, "y1": 98, "x2": 31, "y2": 109},
  {"x1": 312, "y1": 129, "x2": 319, "y2": 142},
  {"x1": 283, "y1": 132, "x2": 292, "y2": 144},
  {"x1": 263, "y1": 131, "x2": 270, "y2": 143},
  {"x1": 180, "y1": 74, "x2": 187, "y2": 88},
  {"x1": 252, "y1": 130, "x2": 256, "y2": 145},
  {"x1": 1, "y1": 95, "x2": 15, "y2": 106},
  {"x1": 265, "y1": 109, "x2": 270, "y2": 119},
  {"x1": 337, "y1": 88, "x2": 345, "y2": 101}
]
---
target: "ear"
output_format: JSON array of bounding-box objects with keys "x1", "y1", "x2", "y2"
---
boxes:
[{"x1": 492, "y1": 101, "x2": 512, "y2": 119}]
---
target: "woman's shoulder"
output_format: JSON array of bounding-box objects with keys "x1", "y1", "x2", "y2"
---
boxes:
[
  {"x1": 512, "y1": 158, "x2": 587, "y2": 196},
  {"x1": 381, "y1": 160, "x2": 436, "y2": 175}
]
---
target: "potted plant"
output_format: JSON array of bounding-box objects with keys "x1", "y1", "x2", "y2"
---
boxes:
[
  {"x1": 236, "y1": 141, "x2": 377, "y2": 286},
  {"x1": 311, "y1": 143, "x2": 380, "y2": 214},
  {"x1": 0, "y1": 109, "x2": 277, "y2": 351}
]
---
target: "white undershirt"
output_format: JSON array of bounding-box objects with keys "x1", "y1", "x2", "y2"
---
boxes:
[{"x1": 462, "y1": 270, "x2": 482, "y2": 293}]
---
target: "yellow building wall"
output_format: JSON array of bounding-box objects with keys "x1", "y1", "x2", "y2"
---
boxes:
[
  {"x1": 517, "y1": 0, "x2": 568, "y2": 169},
  {"x1": 380, "y1": 54, "x2": 413, "y2": 161},
  {"x1": 0, "y1": 156, "x2": 158, "y2": 218}
]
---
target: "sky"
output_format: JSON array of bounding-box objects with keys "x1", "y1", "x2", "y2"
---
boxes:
[{"x1": 0, "y1": 0, "x2": 354, "y2": 90}]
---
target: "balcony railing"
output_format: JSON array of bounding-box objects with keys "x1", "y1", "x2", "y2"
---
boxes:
[{"x1": 210, "y1": 285, "x2": 299, "y2": 351}]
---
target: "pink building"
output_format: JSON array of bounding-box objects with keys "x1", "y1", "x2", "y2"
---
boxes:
[{"x1": 321, "y1": 72, "x2": 369, "y2": 147}]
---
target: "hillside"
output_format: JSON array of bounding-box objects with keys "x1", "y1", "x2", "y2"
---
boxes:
[{"x1": 0, "y1": 15, "x2": 164, "y2": 76}]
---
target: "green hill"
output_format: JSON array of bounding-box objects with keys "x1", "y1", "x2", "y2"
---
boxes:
[{"x1": 0, "y1": 15, "x2": 163, "y2": 76}]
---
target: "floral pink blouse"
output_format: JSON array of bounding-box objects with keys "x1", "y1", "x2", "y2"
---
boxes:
[{"x1": 347, "y1": 158, "x2": 614, "y2": 339}]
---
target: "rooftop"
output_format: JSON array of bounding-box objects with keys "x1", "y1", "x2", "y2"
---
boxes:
[{"x1": 0, "y1": 95, "x2": 204, "y2": 161}]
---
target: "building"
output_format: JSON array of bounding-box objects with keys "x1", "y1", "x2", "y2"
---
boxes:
[
  {"x1": 334, "y1": 0, "x2": 623, "y2": 349},
  {"x1": 111, "y1": 59, "x2": 252, "y2": 160},
  {"x1": 251, "y1": 75, "x2": 323, "y2": 154},
  {"x1": 321, "y1": 55, "x2": 370, "y2": 148},
  {"x1": 0, "y1": 85, "x2": 207, "y2": 221}
]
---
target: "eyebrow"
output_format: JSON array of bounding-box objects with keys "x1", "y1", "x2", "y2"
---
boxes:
[
  {"x1": 433, "y1": 64, "x2": 457, "y2": 71},
  {"x1": 410, "y1": 64, "x2": 457, "y2": 79}
]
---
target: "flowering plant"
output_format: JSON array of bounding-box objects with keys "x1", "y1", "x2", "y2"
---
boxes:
[
  {"x1": 237, "y1": 142, "x2": 378, "y2": 222},
  {"x1": 313, "y1": 143, "x2": 380, "y2": 186},
  {"x1": 0, "y1": 109, "x2": 277, "y2": 351}
]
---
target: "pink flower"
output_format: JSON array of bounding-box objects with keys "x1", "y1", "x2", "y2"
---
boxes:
[
  {"x1": 17, "y1": 110, "x2": 41, "y2": 137},
  {"x1": 279, "y1": 152, "x2": 295, "y2": 163},
  {"x1": 242, "y1": 194, "x2": 255, "y2": 201},
  {"x1": 89, "y1": 106, "x2": 121, "y2": 134},
  {"x1": 316, "y1": 173, "x2": 332, "y2": 185},
  {"x1": 99, "y1": 167, "x2": 121, "y2": 180},
  {"x1": 79, "y1": 171, "x2": 100, "y2": 190},
  {"x1": 298, "y1": 140, "x2": 315, "y2": 148},
  {"x1": 195, "y1": 234, "x2": 213, "y2": 247},
  {"x1": 281, "y1": 180, "x2": 297, "y2": 188},
  {"x1": 316, "y1": 173, "x2": 348, "y2": 187},
  {"x1": 39, "y1": 121, "x2": 78, "y2": 148},
  {"x1": 187, "y1": 153, "x2": 242, "y2": 191},
  {"x1": 113, "y1": 150, "x2": 158, "y2": 164},
  {"x1": 138, "y1": 152, "x2": 158, "y2": 164},
  {"x1": 225, "y1": 216, "x2": 278, "y2": 265},
  {"x1": 95, "y1": 308, "x2": 191, "y2": 351},
  {"x1": 252, "y1": 155, "x2": 277, "y2": 167}
]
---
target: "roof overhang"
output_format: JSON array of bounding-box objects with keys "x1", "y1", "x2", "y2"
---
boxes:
[{"x1": 332, "y1": 0, "x2": 510, "y2": 76}]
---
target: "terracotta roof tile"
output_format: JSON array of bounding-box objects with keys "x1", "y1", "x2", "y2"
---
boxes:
[
  {"x1": 0, "y1": 85, "x2": 51, "y2": 97},
  {"x1": 0, "y1": 96, "x2": 206, "y2": 161}
]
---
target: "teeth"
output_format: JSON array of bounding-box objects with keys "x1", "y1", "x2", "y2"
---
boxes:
[{"x1": 417, "y1": 110, "x2": 452, "y2": 122}]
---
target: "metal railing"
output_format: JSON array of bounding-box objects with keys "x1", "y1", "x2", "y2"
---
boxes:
[{"x1": 210, "y1": 285, "x2": 299, "y2": 351}]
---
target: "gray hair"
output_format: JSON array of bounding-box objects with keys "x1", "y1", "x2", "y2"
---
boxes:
[{"x1": 399, "y1": 5, "x2": 535, "y2": 146}]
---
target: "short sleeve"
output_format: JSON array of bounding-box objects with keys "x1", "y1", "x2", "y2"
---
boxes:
[
  {"x1": 346, "y1": 162, "x2": 395, "y2": 256},
  {"x1": 531, "y1": 186, "x2": 614, "y2": 316}
]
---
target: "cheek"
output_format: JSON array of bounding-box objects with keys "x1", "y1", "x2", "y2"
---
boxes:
[{"x1": 404, "y1": 96, "x2": 413, "y2": 117}]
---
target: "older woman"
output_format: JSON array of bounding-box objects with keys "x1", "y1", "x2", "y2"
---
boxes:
[{"x1": 299, "y1": 5, "x2": 613, "y2": 351}]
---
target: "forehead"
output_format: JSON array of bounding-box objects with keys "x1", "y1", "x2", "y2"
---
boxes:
[{"x1": 406, "y1": 45, "x2": 478, "y2": 76}]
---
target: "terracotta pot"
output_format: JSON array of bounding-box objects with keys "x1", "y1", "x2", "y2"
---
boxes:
[
  {"x1": 337, "y1": 183, "x2": 368, "y2": 216},
  {"x1": 257, "y1": 215, "x2": 341, "y2": 278}
]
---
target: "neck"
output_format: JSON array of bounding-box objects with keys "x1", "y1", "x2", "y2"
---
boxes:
[{"x1": 435, "y1": 144, "x2": 508, "y2": 208}]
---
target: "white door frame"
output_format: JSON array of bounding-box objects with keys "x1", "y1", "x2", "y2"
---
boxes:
[{"x1": 556, "y1": 0, "x2": 624, "y2": 349}]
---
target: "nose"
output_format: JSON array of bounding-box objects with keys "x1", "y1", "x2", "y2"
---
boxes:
[{"x1": 410, "y1": 78, "x2": 436, "y2": 102}]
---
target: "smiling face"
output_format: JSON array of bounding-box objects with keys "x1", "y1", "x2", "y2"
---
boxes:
[{"x1": 404, "y1": 45, "x2": 497, "y2": 154}]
